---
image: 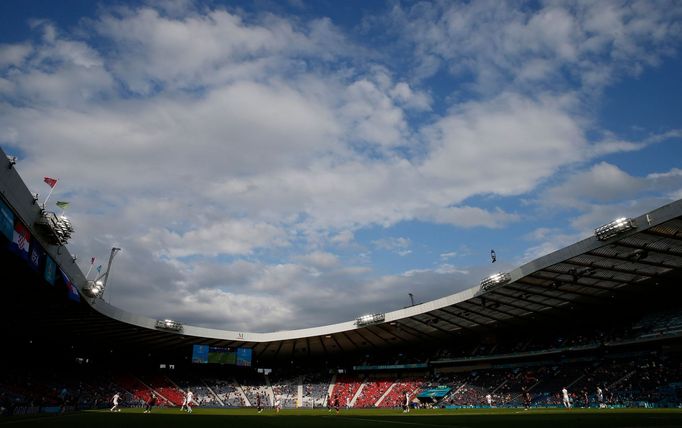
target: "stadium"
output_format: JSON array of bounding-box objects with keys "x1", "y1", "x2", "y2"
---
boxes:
[
  {"x1": 2, "y1": 2, "x2": 682, "y2": 428},
  {"x1": 3, "y1": 149, "x2": 682, "y2": 428}
]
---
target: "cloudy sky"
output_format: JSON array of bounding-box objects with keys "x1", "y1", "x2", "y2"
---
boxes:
[{"x1": 1, "y1": 0, "x2": 681, "y2": 332}]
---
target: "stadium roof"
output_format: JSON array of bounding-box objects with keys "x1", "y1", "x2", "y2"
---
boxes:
[{"x1": 2, "y1": 149, "x2": 682, "y2": 361}]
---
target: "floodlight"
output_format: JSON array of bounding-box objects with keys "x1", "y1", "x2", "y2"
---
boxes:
[
  {"x1": 155, "y1": 319, "x2": 183, "y2": 332},
  {"x1": 355, "y1": 313, "x2": 385, "y2": 327},
  {"x1": 83, "y1": 280, "x2": 104, "y2": 298},
  {"x1": 35, "y1": 211, "x2": 75, "y2": 245},
  {"x1": 86, "y1": 248, "x2": 121, "y2": 300},
  {"x1": 594, "y1": 217, "x2": 636, "y2": 241},
  {"x1": 480, "y1": 272, "x2": 511, "y2": 291}
]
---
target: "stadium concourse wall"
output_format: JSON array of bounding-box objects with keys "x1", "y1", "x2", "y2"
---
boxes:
[{"x1": 3, "y1": 147, "x2": 682, "y2": 345}]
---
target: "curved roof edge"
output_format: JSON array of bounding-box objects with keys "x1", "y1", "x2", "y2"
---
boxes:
[
  {"x1": 90, "y1": 197, "x2": 682, "y2": 342},
  {"x1": 3, "y1": 147, "x2": 682, "y2": 344}
]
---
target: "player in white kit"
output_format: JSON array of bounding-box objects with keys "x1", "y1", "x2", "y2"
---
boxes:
[
  {"x1": 186, "y1": 390, "x2": 194, "y2": 413},
  {"x1": 110, "y1": 392, "x2": 121, "y2": 412},
  {"x1": 561, "y1": 387, "x2": 571, "y2": 408}
]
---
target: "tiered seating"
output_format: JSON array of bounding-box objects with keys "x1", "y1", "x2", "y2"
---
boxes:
[
  {"x1": 378, "y1": 378, "x2": 423, "y2": 407},
  {"x1": 354, "y1": 379, "x2": 392, "y2": 407},
  {"x1": 170, "y1": 374, "x2": 218, "y2": 406},
  {"x1": 139, "y1": 374, "x2": 184, "y2": 406},
  {"x1": 114, "y1": 374, "x2": 163, "y2": 405},
  {"x1": 301, "y1": 373, "x2": 331, "y2": 408},
  {"x1": 237, "y1": 373, "x2": 270, "y2": 407},
  {"x1": 329, "y1": 375, "x2": 362, "y2": 408},
  {"x1": 207, "y1": 378, "x2": 243, "y2": 407},
  {"x1": 270, "y1": 374, "x2": 298, "y2": 408}
]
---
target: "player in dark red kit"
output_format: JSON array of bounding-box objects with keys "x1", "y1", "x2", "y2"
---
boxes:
[
  {"x1": 523, "y1": 386, "x2": 531, "y2": 410},
  {"x1": 144, "y1": 393, "x2": 157, "y2": 413}
]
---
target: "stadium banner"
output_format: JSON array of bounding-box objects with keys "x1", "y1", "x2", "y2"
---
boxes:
[
  {"x1": 10, "y1": 220, "x2": 30, "y2": 261},
  {"x1": 44, "y1": 256, "x2": 57, "y2": 286},
  {"x1": 29, "y1": 238, "x2": 45, "y2": 272},
  {"x1": 0, "y1": 199, "x2": 13, "y2": 240},
  {"x1": 60, "y1": 268, "x2": 80, "y2": 302},
  {"x1": 353, "y1": 363, "x2": 428, "y2": 371},
  {"x1": 417, "y1": 386, "x2": 451, "y2": 399}
]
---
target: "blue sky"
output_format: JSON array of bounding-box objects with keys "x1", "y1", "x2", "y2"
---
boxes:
[{"x1": 0, "y1": 0, "x2": 680, "y2": 331}]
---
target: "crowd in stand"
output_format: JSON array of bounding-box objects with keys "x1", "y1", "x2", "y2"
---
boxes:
[
  {"x1": 2, "y1": 353, "x2": 681, "y2": 416},
  {"x1": 301, "y1": 373, "x2": 330, "y2": 407},
  {"x1": 3, "y1": 307, "x2": 682, "y2": 416}
]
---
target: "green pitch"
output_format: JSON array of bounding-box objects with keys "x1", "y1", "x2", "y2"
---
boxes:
[{"x1": 3, "y1": 408, "x2": 682, "y2": 427}]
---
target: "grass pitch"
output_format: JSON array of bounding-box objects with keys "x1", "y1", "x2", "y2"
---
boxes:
[{"x1": 2, "y1": 407, "x2": 682, "y2": 427}]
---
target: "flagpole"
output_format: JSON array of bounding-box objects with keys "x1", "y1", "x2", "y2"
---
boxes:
[
  {"x1": 85, "y1": 257, "x2": 96, "y2": 279},
  {"x1": 43, "y1": 185, "x2": 56, "y2": 207}
]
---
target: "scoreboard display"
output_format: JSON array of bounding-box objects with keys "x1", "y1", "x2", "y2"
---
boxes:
[{"x1": 192, "y1": 344, "x2": 251, "y2": 366}]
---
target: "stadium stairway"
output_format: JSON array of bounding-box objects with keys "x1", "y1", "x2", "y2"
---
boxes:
[
  {"x1": 139, "y1": 374, "x2": 184, "y2": 406},
  {"x1": 115, "y1": 375, "x2": 170, "y2": 406},
  {"x1": 328, "y1": 374, "x2": 336, "y2": 400},
  {"x1": 202, "y1": 379, "x2": 225, "y2": 406},
  {"x1": 355, "y1": 379, "x2": 394, "y2": 407},
  {"x1": 350, "y1": 380, "x2": 366, "y2": 407},
  {"x1": 233, "y1": 377, "x2": 251, "y2": 406},
  {"x1": 375, "y1": 381, "x2": 397, "y2": 406},
  {"x1": 264, "y1": 374, "x2": 275, "y2": 405}
]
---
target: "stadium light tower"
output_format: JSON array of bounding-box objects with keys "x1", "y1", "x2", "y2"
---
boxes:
[{"x1": 83, "y1": 247, "x2": 121, "y2": 299}]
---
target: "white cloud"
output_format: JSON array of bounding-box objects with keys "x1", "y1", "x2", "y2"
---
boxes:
[
  {"x1": 387, "y1": 0, "x2": 682, "y2": 94},
  {"x1": 423, "y1": 206, "x2": 520, "y2": 229},
  {"x1": 542, "y1": 162, "x2": 644, "y2": 207},
  {"x1": 540, "y1": 163, "x2": 682, "y2": 210},
  {"x1": 0, "y1": 43, "x2": 32, "y2": 67},
  {"x1": 295, "y1": 251, "x2": 339, "y2": 269},
  {"x1": 330, "y1": 230, "x2": 355, "y2": 246},
  {"x1": 373, "y1": 237, "x2": 411, "y2": 253},
  {"x1": 420, "y1": 93, "x2": 586, "y2": 196},
  {"x1": 142, "y1": 218, "x2": 289, "y2": 258}
]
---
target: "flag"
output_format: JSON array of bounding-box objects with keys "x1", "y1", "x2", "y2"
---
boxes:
[
  {"x1": 0, "y1": 199, "x2": 13, "y2": 241},
  {"x1": 56, "y1": 201, "x2": 69, "y2": 209},
  {"x1": 29, "y1": 239, "x2": 45, "y2": 271},
  {"x1": 43, "y1": 177, "x2": 58, "y2": 188},
  {"x1": 10, "y1": 220, "x2": 30, "y2": 260},
  {"x1": 44, "y1": 256, "x2": 57, "y2": 285},
  {"x1": 60, "y1": 269, "x2": 80, "y2": 302},
  {"x1": 66, "y1": 281, "x2": 80, "y2": 302},
  {"x1": 96, "y1": 264, "x2": 102, "y2": 274},
  {"x1": 90, "y1": 256, "x2": 96, "y2": 265}
]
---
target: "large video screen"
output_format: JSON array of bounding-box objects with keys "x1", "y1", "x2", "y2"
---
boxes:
[
  {"x1": 208, "y1": 347, "x2": 236, "y2": 365},
  {"x1": 236, "y1": 347, "x2": 252, "y2": 367},
  {"x1": 192, "y1": 344, "x2": 250, "y2": 366},
  {"x1": 191, "y1": 344, "x2": 209, "y2": 364}
]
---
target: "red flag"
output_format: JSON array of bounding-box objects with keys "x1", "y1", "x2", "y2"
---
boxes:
[{"x1": 44, "y1": 177, "x2": 58, "y2": 188}]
